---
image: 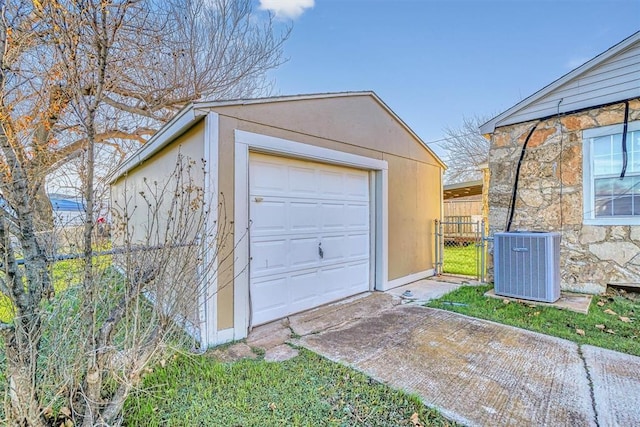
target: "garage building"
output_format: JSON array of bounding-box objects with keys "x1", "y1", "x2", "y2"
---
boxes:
[{"x1": 110, "y1": 92, "x2": 445, "y2": 347}]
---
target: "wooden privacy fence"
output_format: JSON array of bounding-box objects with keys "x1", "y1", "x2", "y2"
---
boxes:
[{"x1": 443, "y1": 199, "x2": 482, "y2": 217}]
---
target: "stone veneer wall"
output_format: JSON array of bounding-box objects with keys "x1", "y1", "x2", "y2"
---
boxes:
[{"x1": 488, "y1": 98, "x2": 640, "y2": 294}]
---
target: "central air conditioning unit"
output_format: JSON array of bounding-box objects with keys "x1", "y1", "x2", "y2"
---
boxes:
[{"x1": 493, "y1": 231, "x2": 561, "y2": 303}]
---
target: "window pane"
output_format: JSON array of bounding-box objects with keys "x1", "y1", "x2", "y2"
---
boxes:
[
  {"x1": 592, "y1": 136, "x2": 611, "y2": 157},
  {"x1": 633, "y1": 176, "x2": 640, "y2": 215},
  {"x1": 594, "y1": 175, "x2": 640, "y2": 217},
  {"x1": 631, "y1": 131, "x2": 640, "y2": 174},
  {"x1": 593, "y1": 155, "x2": 622, "y2": 176},
  {"x1": 612, "y1": 133, "x2": 623, "y2": 155},
  {"x1": 595, "y1": 196, "x2": 613, "y2": 217},
  {"x1": 611, "y1": 157, "x2": 623, "y2": 175},
  {"x1": 594, "y1": 178, "x2": 613, "y2": 197},
  {"x1": 612, "y1": 195, "x2": 633, "y2": 216},
  {"x1": 593, "y1": 155, "x2": 611, "y2": 175},
  {"x1": 592, "y1": 134, "x2": 627, "y2": 177},
  {"x1": 632, "y1": 131, "x2": 640, "y2": 152}
]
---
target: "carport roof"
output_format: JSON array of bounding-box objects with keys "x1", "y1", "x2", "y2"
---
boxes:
[
  {"x1": 443, "y1": 179, "x2": 482, "y2": 199},
  {"x1": 109, "y1": 91, "x2": 446, "y2": 183}
]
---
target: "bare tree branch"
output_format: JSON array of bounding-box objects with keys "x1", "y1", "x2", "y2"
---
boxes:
[
  {"x1": 442, "y1": 115, "x2": 491, "y2": 184},
  {"x1": 0, "y1": 0, "x2": 287, "y2": 424}
]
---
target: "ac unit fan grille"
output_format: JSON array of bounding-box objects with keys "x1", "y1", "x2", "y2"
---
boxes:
[{"x1": 494, "y1": 232, "x2": 560, "y2": 303}]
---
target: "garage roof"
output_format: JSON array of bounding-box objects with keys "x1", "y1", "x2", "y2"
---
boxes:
[{"x1": 110, "y1": 91, "x2": 446, "y2": 183}]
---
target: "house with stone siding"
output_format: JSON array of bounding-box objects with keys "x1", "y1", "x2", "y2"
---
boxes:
[{"x1": 480, "y1": 31, "x2": 640, "y2": 294}]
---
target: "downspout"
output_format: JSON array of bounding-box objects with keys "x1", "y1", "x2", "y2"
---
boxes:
[
  {"x1": 619, "y1": 101, "x2": 630, "y2": 179},
  {"x1": 506, "y1": 121, "x2": 540, "y2": 232}
]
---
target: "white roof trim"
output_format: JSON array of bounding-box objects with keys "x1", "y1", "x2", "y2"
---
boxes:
[
  {"x1": 480, "y1": 31, "x2": 640, "y2": 135},
  {"x1": 109, "y1": 91, "x2": 446, "y2": 183},
  {"x1": 193, "y1": 91, "x2": 446, "y2": 169},
  {"x1": 108, "y1": 105, "x2": 207, "y2": 183},
  {"x1": 193, "y1": 91, "x2": 375, "y2": 109}
]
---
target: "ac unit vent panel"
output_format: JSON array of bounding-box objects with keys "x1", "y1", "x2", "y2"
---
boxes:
[{"x1": 493, "y1": 231, "x2": 561, "y2": 303}]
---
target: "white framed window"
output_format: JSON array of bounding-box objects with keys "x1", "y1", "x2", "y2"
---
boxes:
[{"x1": 583, "y1": 120, "x2": 640, "y2": 225}]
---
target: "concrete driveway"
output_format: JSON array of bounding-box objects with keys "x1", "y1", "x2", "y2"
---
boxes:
[{"x1": 249, "y1": 289, "x2": 640, "y2": 426}]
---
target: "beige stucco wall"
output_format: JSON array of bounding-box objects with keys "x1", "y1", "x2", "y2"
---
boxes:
[
  {"x1": 112, "y1": 95, "x2": 444, "y2": 334},
  {"x1": 385, "y1": 154, "x2": 441, "y2": 280},
  {"x1": 111, "y1": 121, "x2": 206, "y2": 327},
  {"x1": 488, "y1": 98, "x2": 640, "y2": 293},
  {"x1": 214, "y1": 96, "x2": 441, "y2": 166},
  {"x1": 213, "y1": 95, "x2": 443, "y2": 329},
  {"x1": 111, "y1": 121, "x2": 205, "y2": 242}
]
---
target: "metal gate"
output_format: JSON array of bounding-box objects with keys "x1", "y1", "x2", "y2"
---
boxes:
[{"x1": 435, "y1": 216, "x2": 486, "y2": 282}]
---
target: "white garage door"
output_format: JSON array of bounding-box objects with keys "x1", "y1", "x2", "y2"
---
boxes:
[{"x1": 249, "y1": 153, "x2": 371, "y2": 325}]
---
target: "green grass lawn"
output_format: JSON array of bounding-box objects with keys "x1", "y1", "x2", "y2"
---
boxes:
[
  {"x1": 442, "y1": 244, "x2": 477, "y2": 276},
  {"x1": 427, "y1": 285, "x2": 640, "y2": 357},
  {"x1": 1, "y1": 255, "x2": 456, "y2": 426},
  {"x1": 0, "y1": 258, "x2": 84, "y2": 322},
  {"x1": 0, "y1": 254, "x2": 112, "y2": 322},
  {"x1": 124, "y1": 349, "x2": 456, "y2": 426}
]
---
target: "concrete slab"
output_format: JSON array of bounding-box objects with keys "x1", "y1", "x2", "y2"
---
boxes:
[
  {"x1": 582, "y1": 345, "x2": 640, "y2": 426},
  {"x1": 387, "y1": 279, "x2": 465, "y2": 305},
  {"x1": 244, "y1": 283, "x2": 636, "y2": 425},
  {"x1": 246, "y1": 318, "x2": 291, "y2": 350},
  {"x1": 298, "y1": 301, "x2": 596, "y2": 427},
  {"x1": 264, "y1": 344, "x2": 299, "y2": 362},
  {"x1": 485, "y1": 289, "x2": 592, "y2": 314},
  {"x1": 208, "y1": 342, "x2": 257, "y2": 362},
  {"x1": 289, "y1": 291, "x2": 399, "y2": 336},
  {"x1": 435, "y1": 274, "x2": 483, "y2": 285}
]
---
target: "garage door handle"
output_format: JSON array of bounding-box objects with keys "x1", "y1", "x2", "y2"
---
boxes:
[{"x1": 318, "y1": 243, "x2": 324, "y2": 259}]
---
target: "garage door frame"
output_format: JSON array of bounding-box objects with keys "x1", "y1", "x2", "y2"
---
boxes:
[{"x1": 233, "y1": 130, "x2": 389, "y2": 340}]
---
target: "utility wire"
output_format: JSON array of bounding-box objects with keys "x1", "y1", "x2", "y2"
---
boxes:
[{"x1": 423, "y1": 131, "x2": 480, "y2": 146}]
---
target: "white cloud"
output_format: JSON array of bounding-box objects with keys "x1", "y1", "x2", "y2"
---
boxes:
[
  {"x1": 259, "y1": 0, "x2": 314, "y2": 19},
  {"x1": 565, "y1": 56, "x2": 591, "y2": 70}
]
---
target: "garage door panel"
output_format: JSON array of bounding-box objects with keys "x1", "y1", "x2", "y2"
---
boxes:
[
  {"x1": 346, "y1": 234, "x2": 369, "y2": 257},
  {"x1": 347, "y1": 261, "x2": 370, "y2": 285},
  {"x1": 251, "y1": 274, "x2": 293, "y2": 325},
  {"x1": 345, "y1": 173, "x2": 369, "y2": 198},
  {"x1": 289, "y1": 166, "x2": 317, "y2": 196},
  {"x1": 318, "y1": 265, "x2": 347, "y2": 294},
  {"x1": 320, "y1": 203, "x2": 347, "y2": 229},
  {"x1": 251, "y1": 239, "x2": 288, "y2": 275},
  {"x1": 251, "y1": 200, "x2": 287, "y2": 233},
  {"x1": 289, "y1": 237, "x2": 318, "y2": 267},
  {"x1": 344, "y1": 262, "x2": 370, "y2": 293},
  {"x1": 251, "y1": 276, "x2": 288, "y2": 310},
  {"x1": 251, "y1": 261, "x2": 370, "y2": 325},
  {"x1": 318, "y1": 262, "x2": 369, "y2": 297},
  {"x1": 249, "y1": 153, "x2": 370, "y2": 325},
  {"x1": 251, "y1": 235, "x2": 369, "y2": 278},
  {"x1": 346, "y1": 203, "x2": 370, "y2": 228},
  {"x1": 290, "y1": 271, "x2": 318, "y2": 304},
  {"x1": 319, "y1": 235, "x2": 345, "y2": 262},
  {"x1": 319, "y1": 170, "x2": 344, "y2": 196},
  {"x1": 290, "y1": 202, "x2": 319, "y2": 231},
  {"x1": 250, "y1": 161, "x2": 289, "y2": 195}
]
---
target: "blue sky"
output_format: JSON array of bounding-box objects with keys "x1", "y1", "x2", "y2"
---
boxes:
[{"x1": 260, "y1": 0, "x2": 640, "y2": 158}]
